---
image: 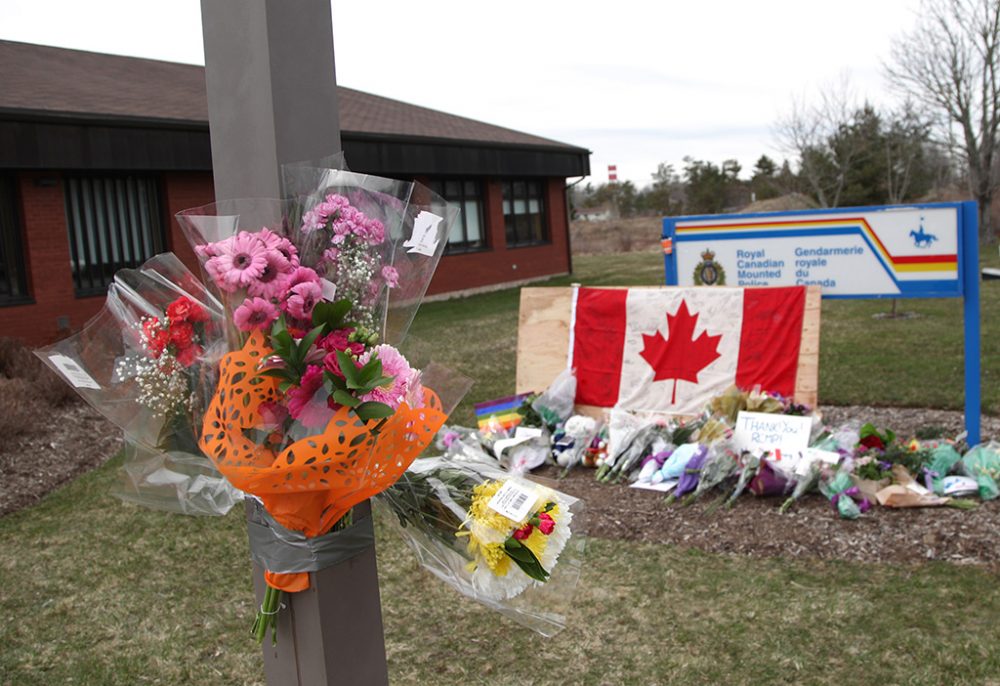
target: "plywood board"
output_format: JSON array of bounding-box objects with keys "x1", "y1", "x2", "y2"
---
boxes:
[{"x1": 516, "y1": 285, "x2": 821, "y2": 413}]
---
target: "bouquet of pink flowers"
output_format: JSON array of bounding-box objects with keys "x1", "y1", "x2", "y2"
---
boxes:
[{"x1": 177, "y1": 162, "x2": 468, "y2": 642}]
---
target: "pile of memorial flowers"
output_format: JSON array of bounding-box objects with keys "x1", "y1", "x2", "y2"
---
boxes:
[{"x1": 438, "y1": 373, "x2": 1000, "y2": 519}]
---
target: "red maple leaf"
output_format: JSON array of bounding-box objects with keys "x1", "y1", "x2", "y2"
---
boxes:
[{"x1": 638, "y1": 299, "x2": 722, "y2": 404}]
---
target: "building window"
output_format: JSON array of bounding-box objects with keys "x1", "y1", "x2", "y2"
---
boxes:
[
  {"x1": 428, "y1": 179, "x2": 486, "y2": 253},
  {"x1": 502, "y1": 180, "x2": 547, "y2": 247},
  {"x1": 0, "y1": 175, "x2": 30, "y2": 306},
  {"x1": 64, "y1": 175, "x2": 166, "y2": 296}
]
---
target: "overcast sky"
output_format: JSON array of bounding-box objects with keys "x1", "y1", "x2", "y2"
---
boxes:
[{"x1": 0, "y1": 0, "x2": 924, "y2": 186}]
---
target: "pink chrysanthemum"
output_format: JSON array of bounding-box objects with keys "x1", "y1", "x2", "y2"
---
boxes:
[
  {"x1": 381, "y1": 265, "x2": 399, "y2": 289},
  {"x1": 209, "y1": 233, "x2": 268, "y2": 291},
  {"x1": 358, "y1": 344, "x2": 417, "y2": 410},
  {"x1": 285, "y1": 280, "x2": 322, "y2": 320},
  {"x1": 286, "y1": 365, "x2": 331, "y2": 428},
  {"x1": 233, "y1": 297, "x2": 279, "y2": 332}
]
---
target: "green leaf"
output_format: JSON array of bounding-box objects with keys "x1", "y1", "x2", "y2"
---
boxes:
[
  {"x1": 311, "y1": 298, "x2": 354, "y2": 333},
  {"x1": 336, "y1": 350, "x2": 360, "y2": 387},
  {"x1": 354, "y1": 401, "x2": 395, "y2": 422},
  {"x1": 333, "y1": 389, "x2": 360, "y2": 408},
  {"x1": 323, "y1": 371, "x2": 348, "y2": 392}
]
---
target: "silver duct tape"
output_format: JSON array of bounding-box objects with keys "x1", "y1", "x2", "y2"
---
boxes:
[{"x1": 246, "y1": 498, "x2": 374, "y2": 574}]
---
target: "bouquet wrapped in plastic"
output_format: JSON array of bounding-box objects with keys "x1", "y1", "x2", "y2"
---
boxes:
[
  {"x1": 377, "y1": 457, "x2": 585, "y2": 636},
  {"x1": 35, "y1": 253, "x2": 242, "y2": 516},
  {"x1": 176, "y1": 163, "x2": 469, "y2": 641}
]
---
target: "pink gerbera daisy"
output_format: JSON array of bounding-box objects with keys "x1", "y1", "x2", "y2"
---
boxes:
[
  {"x1": 211, "y1": 233, "x2": 268, "y2": 291},
  {"x1": 357, "y1": 344, "x2": 417, "y2": 410},
  {"x1": 233, "y1": 297, "x2": 279, "y2": 332},
  {"x1": 247, "y1": 249, "x2": 294, "y2": 299},
  {"x1": 284, "y1": 280, "x2": 323, "y2": 320}
]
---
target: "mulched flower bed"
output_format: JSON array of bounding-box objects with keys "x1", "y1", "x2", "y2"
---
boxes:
[{"x1": 3, "y1": 401, "x2": 998, "y2": 568}]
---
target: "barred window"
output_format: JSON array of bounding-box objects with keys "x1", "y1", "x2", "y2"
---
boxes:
[
  {"x1": 428, "y1": 179, "x2": 486, "y2": 253},
  {"x1": 64, "y1": 175, "x2": 166, "y2": 296},
  {"x1": 502, "y1": 180, "x2": 548, "y2": 247},
  {"x1": 0, "y1": 175, "x2": 30, "y2": 306}
]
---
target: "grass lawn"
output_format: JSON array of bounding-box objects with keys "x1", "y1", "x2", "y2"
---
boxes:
[{"x1": 2, "y1": 247, "x2": 999, "y2": 685}]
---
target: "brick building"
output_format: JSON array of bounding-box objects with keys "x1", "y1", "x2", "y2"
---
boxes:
[{"x1": 0, "y1": 41, "x2": 590, "y2": 344}]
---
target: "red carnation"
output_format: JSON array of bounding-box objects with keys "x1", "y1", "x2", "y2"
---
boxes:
[
  {"x1": 176, "y1": 342, "x2": 202, "y2": 367},
  {"x1": 859, "y1": 434, "x2": 885, "y2": 451},
  {"x1": 166, "y1": 296, "x2": 208, "y2": 323},
  {"x1": 513, "y1": 523, "x2": 533, "y2": 541},
  {"x1": 169, "y1": 321, "x2": 195, "y2": 349},
  {"x1": 538, "y1": 512, "x2": 555, "y2": 535}
]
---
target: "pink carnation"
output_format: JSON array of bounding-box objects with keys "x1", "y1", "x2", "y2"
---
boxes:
[
  {"x1": 233, "y1": 297, "x2": 279, "y2": 332},
  {"x1": 357, "y1": 344, "x2": 417, "y2": 410},
  {"x1": 381, "y1": 265, "x2": 399, "y2": 289}
]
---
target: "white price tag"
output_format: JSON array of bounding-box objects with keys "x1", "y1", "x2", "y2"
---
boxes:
[
  {"x1": 48, "y1": 354, "x2": 100, "y2": 390},
  {"x1": 487, "y1": 480, "x2": 539, "y2": 522},
  {"x1": 403, "y1": 211, "x2": 443, "y2": 256}
]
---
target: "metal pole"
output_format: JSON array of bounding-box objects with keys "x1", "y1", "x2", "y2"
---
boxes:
[
  {"x1": 961, "y1": 200, "x2": 982, "y2": 446},
  {"x1": 200, "y1": 2, "x2": 390, "y2": 683}
]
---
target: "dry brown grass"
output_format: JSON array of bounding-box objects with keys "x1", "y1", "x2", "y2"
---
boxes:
[
  {"x1": 569, "y1": 216, "x2": 663, "y2": 255},
  {"x1": 0, "y1": 336, "x2": 79, "y2": 407}
]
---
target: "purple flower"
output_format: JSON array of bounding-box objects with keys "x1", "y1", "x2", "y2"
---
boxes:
[{"x1": 233, "y1": 297, "x2": 279, "y2": 332}]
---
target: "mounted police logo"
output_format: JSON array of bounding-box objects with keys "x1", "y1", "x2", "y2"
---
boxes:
[{"x1": 693, "y1": 248, "x2": 726, "y2": 286}]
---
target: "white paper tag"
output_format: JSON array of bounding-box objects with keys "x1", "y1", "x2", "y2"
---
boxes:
[
  {"x1": 403, "y1": 211, "x2": 443, "y2": 256},
  {"x1": 320, "y1": 278, "x2": 338, "y2": 301},
  {"x1": 487, "y1": 480, "x2": 538, "y2": 522},
  {"x1": 48, "y1": 354, "x2": 100, "y2": 390}
]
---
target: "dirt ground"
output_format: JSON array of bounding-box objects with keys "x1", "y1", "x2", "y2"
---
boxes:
[{"x1": 3, "y1": 400, "x2": 998, "y2": 570}]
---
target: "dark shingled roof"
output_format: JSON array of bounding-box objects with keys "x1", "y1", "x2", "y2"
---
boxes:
[{"x1": 0, "y1": 40, "x2": 583, "y2": 151}]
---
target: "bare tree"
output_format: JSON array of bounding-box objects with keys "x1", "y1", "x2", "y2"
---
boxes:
[
  {"x1": 775, "y1": 76, "x2": 869, "y2": 208},
  {"x1": 886, "y1": 0, "x2": 1000, "y2": 240}
]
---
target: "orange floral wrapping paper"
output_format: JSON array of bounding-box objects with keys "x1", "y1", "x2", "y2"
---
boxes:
[{"x1": 199, "y1": 331, "x2": 446, "y2": 591}]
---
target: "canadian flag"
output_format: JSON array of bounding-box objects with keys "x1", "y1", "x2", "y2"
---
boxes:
[{"x1": 570, "y1": 286, "x2": 806, "y2": 414}]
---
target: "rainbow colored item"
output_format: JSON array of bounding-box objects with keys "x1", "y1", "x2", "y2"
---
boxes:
[{"x1": 474, "y1": 393, "x2": 531, "y2": 433}]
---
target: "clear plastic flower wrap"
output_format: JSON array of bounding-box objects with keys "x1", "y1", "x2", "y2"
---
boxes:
[
  {"x1": 376, "y1": 456, "x2": 586, "y2": 637},
  {"x1": 34, "y1": 253, "x2": 241, "y2": 515},
  {"x1": 174, "y1": 161, "x2": 470, "y2": 642}
]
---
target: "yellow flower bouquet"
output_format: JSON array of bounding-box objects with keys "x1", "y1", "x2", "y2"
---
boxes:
[{"x1": 377, "y1": 457, "x2": 585, "y2": 636}]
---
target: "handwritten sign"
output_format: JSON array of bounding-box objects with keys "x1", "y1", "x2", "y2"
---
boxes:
[{"x1": 733, "y1": 411, "x2": 812, "y2": 454}]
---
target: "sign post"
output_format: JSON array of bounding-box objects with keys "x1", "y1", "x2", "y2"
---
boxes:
[
  {"x1": 663, "y1": 201, "x2": 982, "y2": 444},
  {"x1": 200, "y1": 2, "x2": 390, "y2": 684}
]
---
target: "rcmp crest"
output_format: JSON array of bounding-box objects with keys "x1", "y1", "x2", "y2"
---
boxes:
[{"x1": 693, "y1": 248, "x2": 725, "y2": 286}]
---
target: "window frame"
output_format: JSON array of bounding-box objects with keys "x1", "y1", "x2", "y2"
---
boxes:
[
  {"x1": 0, "y1": 175, "x2": 31, "y2": 307},
  {"x1": 428, "y1": 178, "x2": 488, "y2": 255},
  {"x1": 501, "y1": 179, "x2": 549, "y2": 248},
  {"x1": 63, "y1": 173, "x2": 167, "y2": 297}
]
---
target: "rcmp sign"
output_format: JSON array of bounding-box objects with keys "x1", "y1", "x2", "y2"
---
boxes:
[{"x1": 663, "y1": 204, "x2": 963, "y2": 298}]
